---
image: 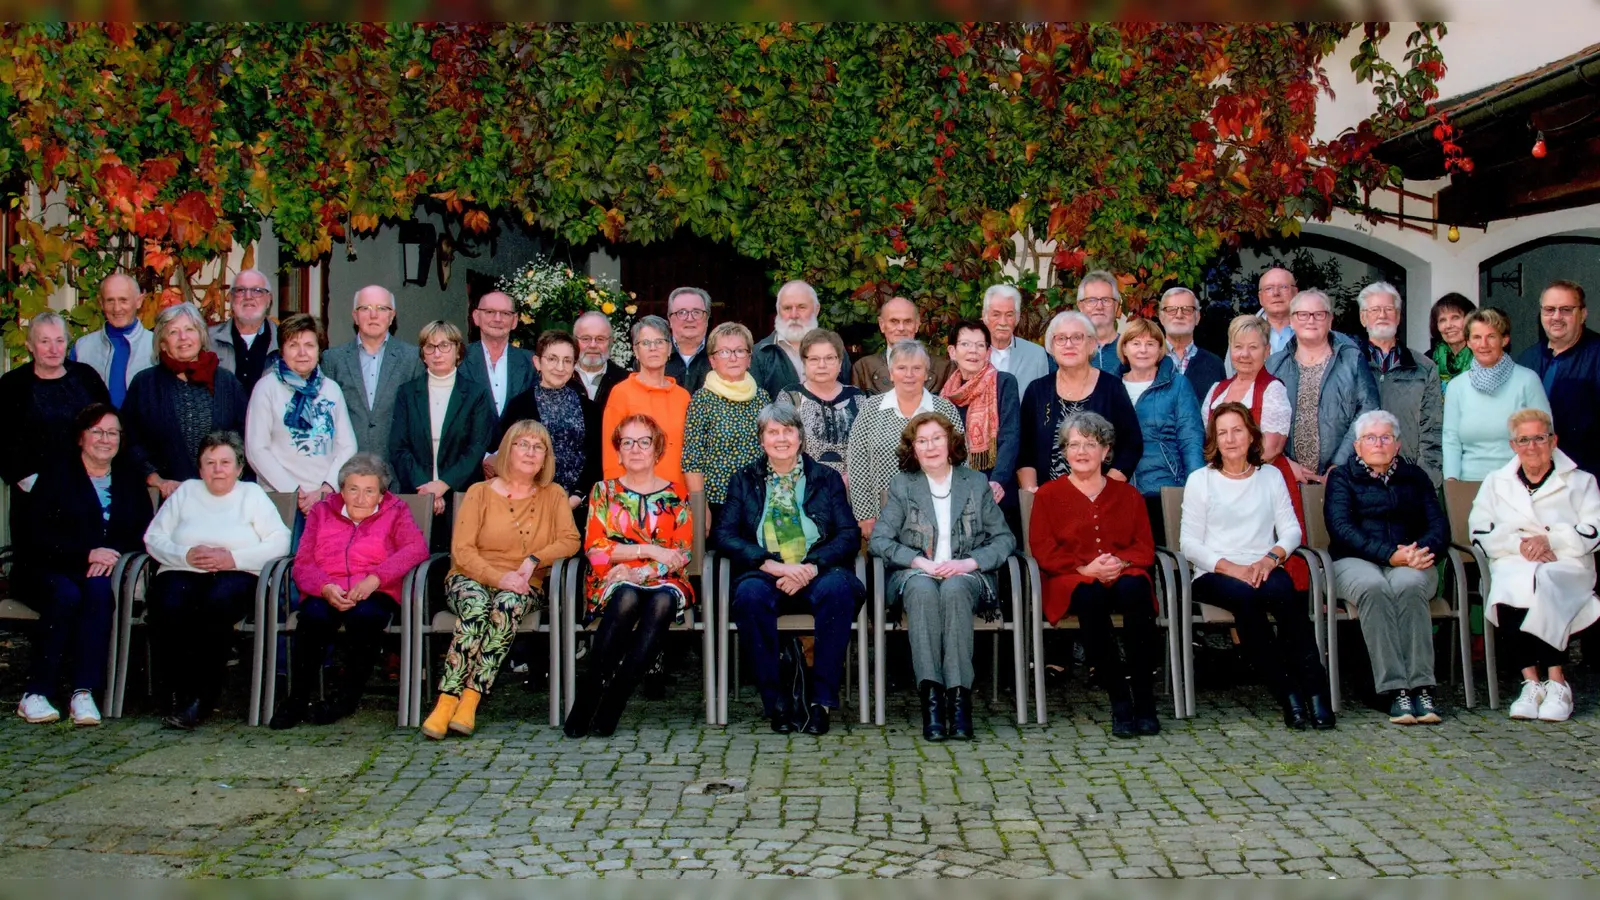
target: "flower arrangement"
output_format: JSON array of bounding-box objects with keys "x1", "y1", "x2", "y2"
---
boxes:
[{"x1": 498, "y1": 258, "x2": 637, "y2": 367}]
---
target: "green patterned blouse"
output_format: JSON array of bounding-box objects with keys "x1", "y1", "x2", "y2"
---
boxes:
[
  {"x1": 682, "y1": 387, "x2": 772, "y2": 504},
  {"x1": 1431, "y1": 342, "x2": 1472, "y2": 389}
]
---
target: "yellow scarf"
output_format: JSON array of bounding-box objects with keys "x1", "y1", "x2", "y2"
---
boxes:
[{"x1": 704, "y1": 370, "x2": 758, "y2": 403}]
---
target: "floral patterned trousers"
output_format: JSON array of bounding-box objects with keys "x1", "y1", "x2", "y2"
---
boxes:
[{"x1": 438, "y1": 573, "x2": 546, "y2": 696}]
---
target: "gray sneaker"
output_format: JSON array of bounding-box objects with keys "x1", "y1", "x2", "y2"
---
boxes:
[
  {"x1": 1413, "y1": 687, "x2": 1441, "y2": 725},
  {"x1": 1388, "y1": 689, "x2": 1417, "y2": 725}
]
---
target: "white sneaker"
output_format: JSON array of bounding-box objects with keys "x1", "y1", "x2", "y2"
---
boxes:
[
  {"x1": 1538, "y1": 680, "x2": 1574, "y2": 722},
  {"x1": 69, "y1": 691, "x2": 101, "y2": 727},
  {"x1": 1509, "y1": 679, "x2": 1546, "y2": 720},
  {"x1": 16, "y1": 693, "x2": 59, "y2": 724}
]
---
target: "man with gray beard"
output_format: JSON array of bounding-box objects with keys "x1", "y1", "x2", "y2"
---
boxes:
[
  {"x1": 1358, "y1": 282, "x2": 1442, "y2": 486},
  {"x1": 750, "y1": 279, "x2": 853, "y2": 399}
]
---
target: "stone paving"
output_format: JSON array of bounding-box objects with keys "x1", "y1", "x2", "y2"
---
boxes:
[{"x1": 2, "y1": 644, "x2": 1600, "y2": 879}]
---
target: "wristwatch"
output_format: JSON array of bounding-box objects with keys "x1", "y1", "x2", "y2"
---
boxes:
[
  {"x1": 1267, "y1": 549, "x2": 1286, "y2": 567},
  {"x1": 526, "y1": 554, "x2": 541, "y2": 569}
]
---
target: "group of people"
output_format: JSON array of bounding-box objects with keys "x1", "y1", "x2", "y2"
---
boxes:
[{"x1": 5, "y1": 265, "x2": 1597, "y2": 740}]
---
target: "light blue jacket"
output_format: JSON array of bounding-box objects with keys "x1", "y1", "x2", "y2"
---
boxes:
[{"x1": 1129, "y1": 357, "x2": 1206, "y2": 496}]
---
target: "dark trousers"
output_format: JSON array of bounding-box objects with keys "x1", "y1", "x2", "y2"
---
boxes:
[
  {"x1": 1499, "y1": 606, "x2": 1570, "y2": 672},
  {"x1": 147, "y1": 570, "x2": 258, "y2": 708},
  {"x1": 291, "y1": 592, "x2": 398, "y2": 699},
  {"x1": 25, "y1": 571, "x2": 115, "y2": 697},
  {"x1": 1194, "y1": 569, "x2": 1326, "y2": 700},
  {"x1": 730, "y1": 568, "x2": 864, "y2": 712},
  {"x1": 1071, "y1": 574, "x2": 1157, "y2": 692}
]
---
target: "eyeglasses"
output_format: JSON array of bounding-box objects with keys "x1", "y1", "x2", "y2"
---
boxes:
[
  {"x1": 1064, "y1": 441, "x2": 1102, "y2": 452},
  {"x1": 476, "y1": 308, "x2": 515, "y2": 319},
  {"x1": 712, "y1": 348, "x2": 750, "y2": 360},
  {"x1": 88, "y1": 428, "x2": 122, "y2": 440},
  {"x1": 1160, "y1": 306, "x2": 1198, "y2": 317},
  {"x1": 512, "y1": 440, "x2": 546, "y2": 453},
  {"x1": 1357, "y1": 434, "x2": 1396, "y2": 446},
  {"x1": 804, "y1": 354, "x2": 839, "y2": 365},
  {"x1": 1512, "y1": 434, "x2": 1552, "y2": 448},
  {"x1": 913, "y1": 436, "x2": 948, "y2": 449},
  {"x1": 422, "y1": 343, "x2": 456, "y2": 355},
  {"x1": 1292, "y1": 310, "x2": 1331, "y2": 323},
  {"x1": 1364, "y1": 306, "x2": 1398, "y2": 316},
  {"x1": 577, "y1": 335, "x2": 609, "y2": 344},
  {"x1": 1260, "y1": 285, "x2": 1297, "y2": 295},
  {"x1": 1541, "y1": 306, "x2": 1582, "y2": 318},
  {"x1": 230, "y1": 286, "x2": 271, "y2": 298},
  {"x1": 619, "y1": 437, "x2": 655, "y2": 451},
  {"x1": 635, "y1": 338, "x2": 669, "y2": 350},
  {"x1": 1051, "y1": 333, "x2": 1090, "y2": 347},
  {"x1": 953, "y1": 340, "x2": 988, "y2": 352},
  {"x1": 355, "y1": 304, "x2": 395, "y2": 315},
  {"x1": 670, "y1": 308, "x2": 708, "y2": 321},
  {"x1": 1079, "y1": 297, "x2": 1116, "y2": 308},
  {"x1": 541, "y1": 355, "x2": 575, "y2": 366}
]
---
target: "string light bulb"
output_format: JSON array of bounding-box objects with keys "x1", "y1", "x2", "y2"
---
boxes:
[
  {"x1": 1532, "y1": 131, "x2": 1548, "y2": 159},
  {"x1": 1447, "y1": 225, "x2": 1460, "y2": 243}
]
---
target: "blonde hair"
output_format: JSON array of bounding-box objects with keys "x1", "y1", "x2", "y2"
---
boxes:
[
  {"x1": 417, "y1": 320, "x2": 465, "y2": 364},
  {"x1": 1228, "y1": 314, "x2": 1270, "y2": 348},
  {"x1": 494, "y1": 420, "x2": 557, "y2": 486},
  {"x1": 707, "y1": 321, "x2": 754, "y2": 355},
  {"x1": 1465, "y1": 307, "x2": 1511, "y2": 341},
  {"x1": 1507, "y1": 407, "x2": 1553, "y2": 434},
  {"x1": 1115, "y1": 317, "x2": 1166, "y2": 365}
]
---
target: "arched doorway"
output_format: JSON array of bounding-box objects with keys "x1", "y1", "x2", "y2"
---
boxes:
[{"x1": 1478, "y1": 235, "x2": 1600, "y2": 358}]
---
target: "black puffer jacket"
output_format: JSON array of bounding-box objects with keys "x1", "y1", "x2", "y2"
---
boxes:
[{"x1": 1324, "y1": 455, "x2": 1446, "y2": 565}]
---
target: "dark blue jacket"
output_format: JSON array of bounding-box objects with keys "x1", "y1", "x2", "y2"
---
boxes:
[
  {"x1": 1324, "y1": 456, "x2": 1446, "y2": 566},
  {"x1": 1518, "y1": 329, "x2": 1600, "y2": 477},
  {"x1": 121, "y1": 364, "x2": 248, "y2": 482},
  {"x1": 23, "y1": 456, "x2": 153, "y2": 575},
  {"x1": 1180, "y1": 346, "x2": 1226, "y2": 405},
  {"x1": 1020, "y1": 370, "x2": 1143, "y2": 481},
  {"x1": 711, "y1": 454, "x2": 863, "y2": 589},
  {"x1": 1127, "y1": 357, "x2": 1206, "y2": 496}
]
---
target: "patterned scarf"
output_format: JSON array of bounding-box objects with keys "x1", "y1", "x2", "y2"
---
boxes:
[
  {"x1": 762, "y1": 465, "x2": 809, "y2": 564},
  {"x1": 1466, "y1": 352, "x2": 1515, "y2": 396},
  {"x1": 160, "y1": 349, "x2": 220, "y2": 393},
  {"x1": 1432, "y1": 342, "x2": 1473, "y2": 385},
  {"x1": 940, "y1": 363, "x2": 999, "y2": 471},
  {"x1": 704, "y1": 370, "x2": 758, "y2": 403},
  {"x1": 275, "y1": 356, "x2": 328, "y2": 437}
]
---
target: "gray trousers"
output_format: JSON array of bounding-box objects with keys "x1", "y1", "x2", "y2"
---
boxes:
[
  {"x1": 1331, "y1": 558, "x2": 1437, "y2": 693},
  {"x1": 900, "y1": 573, "x2": 981, "y2": 689}
]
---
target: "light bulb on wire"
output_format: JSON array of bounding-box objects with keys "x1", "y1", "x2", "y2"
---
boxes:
[
  {"x1": 1532, "y1": 131, "x2": 1548, "y2": 159},
  {"x1": 1447, "y1": 225, "x2": 1460, "y2": 243}
]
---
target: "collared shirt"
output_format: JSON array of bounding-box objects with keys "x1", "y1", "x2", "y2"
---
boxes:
[
  {"x1": 576, "y1": 365, "x2": 605, "y2": 401},
  {"x1": 358, "y1": 336, "x2": 389, "y2": 409},
  {"x1": 483, "y1": 343, "x2": 510, "y2": 415},
  {"x1": 876, "y1": 388, "x2": 940, "y2": 416},
  {"x1": 991, "y1": 344, "x2": 1012, "y2": 373},
  {"x1": 1365, "y1": 341, "x2": 1402, "y2": 375},
  {"x1": 676, "y1": 339, "x2": 705, "y2": 367},
  {"x1": 776, "y1": 337, "x2": 804, "y2": 377},
  {"x1": 1167, "y1": 340, "x2": 1198, "y2": 375}
]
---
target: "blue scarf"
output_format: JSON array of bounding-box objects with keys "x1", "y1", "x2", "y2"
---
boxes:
[
  {"x1": 105, "y1": 320, "x2": 139, "y2": 408},
  {"x1": 1467, "y1": 352, "x2": 1516, "y2": 396},
  {"x1": 275, "y1": 356, "x2": 327, "y2": 437}
]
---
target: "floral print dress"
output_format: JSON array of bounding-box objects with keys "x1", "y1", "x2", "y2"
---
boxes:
[{"x1": 583, "y1": 478, "x2": 696, "y2": 623}]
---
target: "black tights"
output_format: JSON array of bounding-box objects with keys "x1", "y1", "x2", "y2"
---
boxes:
[
  {"x1": 566, "y1": 586, "x2": 678, "y2": 735},
  {"x1": 1498, "y1": 606, "x2": 1569, "y2": 673}
]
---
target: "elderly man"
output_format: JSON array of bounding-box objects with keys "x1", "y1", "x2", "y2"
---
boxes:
[
  {"x1": 322, "y1": 286, "x2": 423, "y2": 458},
  {"x1": 571, "y1": 310, "x2": 630, "y2": 409},
  {"x1": 458, "y1": 290, "x2": 534, "y2": 418},
  {"x1": 1257, "y1": 266, "x2": 1298, "y2": 354},
  {"x1": 1157, "y1": 286, "x2": 1225, "y2": 402},
  {"x1": 663, "y1": 286, "x2": 714, "y2": 393},
  {"x1": 851, "y1": 296, "x2": 951, "y2": 394},
  {"x1": 208, "y1": 268, "x2": 280, "y2": 399},
  {"x1": 1517, "y1": 280, "x2": 1600, "y2": 477},
  {"x1": 1266, "y1": 289, "x2": 1380, "y2": 483},
  {"x1": 1358, "y1": 282, "x2": 1443, "y2": 486},
  {"x1": 751, "y1": 280, "x2": 852, "y2": 399},
  {"x1": 1078, "y1": 271, "x2": 1124, "y2": 373},
  {"x1": 981, "y1": 283, "x2": 1051, "y2": 402},
  {"x1": 1324, "y1": 410, "x2": 1448, "y2": 725},
  {"x1": 70, "y1": 272, "x2": 153, "y2": 408}
]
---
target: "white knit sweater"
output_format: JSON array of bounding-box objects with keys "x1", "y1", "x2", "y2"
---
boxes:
[{"x1": 143, "y1": 479, "x2": 292, "y2": 575}]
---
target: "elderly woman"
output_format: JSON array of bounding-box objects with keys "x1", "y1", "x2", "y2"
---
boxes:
[
  {"x1": 15, "y1": 404, "x2": 152, "y2": 726},
  {"x1": 1019, "y1": 310, "x2": 1141, "y2": 493},
  {"x1": 846, "y1": 340, "x2": 964, "y2": 532},
  {"x1": 494, "y1": 330, "x2": 600, "y2": 517},
  {"x1": 1324, "y1": 410, "x2": 1448, "y2": 725},
  {"x1": 142, "y1": 431, "x2": 292, "y2": 730},
  {"x1": 1119, "y1": 317, "x2": 1204, "y2": 530},
  {"x1": 869, "y1": 413, "x2": 1015, "y2": 742},
  {"x1": 1180, "y1": 403, "x2": 1333, "y2": 730},
  {"x1": 245, "y1": 313, "x2": 358, "y2": 515},
  {"x1": 1029, "y1": 412, "x2": 1159, "y2": 738},
  {"x1": 1429, "y1": 293, "x2": 1477, "y2": 388},
  {"x1": 1264, "y1": 290, "x2": 1379, "y2": 484},
  {"x1": 421, "y1": 421, "x2": 580, "y2": 739},
  {"x1": 1443, "y1": 309, "x2": 1550, "y2": 481},
  {"x1": 392, "y1": 321, "x2": 495, "y2": 548},
  {"x1": 777, "y1": 329, "x2": 863, "y2": 476},
  {"x1": 1470, "y1": 408, "x2": 1600, "y2": 723},
  {"x1": 600, "y1": 315, "x2": 692, "y2": 483},
  {"x1": 941, "y1": 319, "x2": 1020, "y2": 517},
  {"x1": 123, "y1": 303, "x2": 249, "y2": 498},
  {"x1": 713, "y1": 404, "x2": 864, "y2": 735},
  {"x1": 564, "y1": 415, "x2": 695, "y2": 738},
  {"x1": 683, "y1": 322, "x2": 773, "y2": 515},
  {"x1": 270, "y1": 452, "x2": 429, "y2": 729}
]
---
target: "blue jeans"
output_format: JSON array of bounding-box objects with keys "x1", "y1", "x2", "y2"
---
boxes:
[
  {"x1": 731, "y1": 567, "x2": 863, "y2": 711},
  {"x1": 25, "y1": 571, "x2": 115, "y2": 697}
]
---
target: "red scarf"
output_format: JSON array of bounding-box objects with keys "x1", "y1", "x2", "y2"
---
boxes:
[
  {"x1": 161, "y1": 350, "x2": 221, "y2": 393},
  {"x1": 940, "y1": 363, "x2": 999, "y2": 470}
]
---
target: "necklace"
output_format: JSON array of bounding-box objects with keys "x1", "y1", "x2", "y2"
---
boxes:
[
  {"x1": 1220, "y1": 464, "x2": 1254, "y2": 478},
  {"x1": 928, "y1": 472, "x2": 953, "y2": 499}
]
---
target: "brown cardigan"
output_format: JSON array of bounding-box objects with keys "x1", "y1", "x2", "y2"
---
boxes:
[{"x1": 450, "y1": 480, "x2": 581, "y2": 588}]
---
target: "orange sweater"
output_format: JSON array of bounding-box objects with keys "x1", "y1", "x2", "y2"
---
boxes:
[
  {"x1": 600, "y1": 373, "x2": 692, "y2": 483},
  {"x1": 449, "y1": 480, "x2": 582, "y2": 587}
]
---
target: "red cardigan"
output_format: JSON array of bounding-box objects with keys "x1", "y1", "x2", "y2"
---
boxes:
[{"x1": 1030, "y1": 476, "x2": 1155, "y2": 624}]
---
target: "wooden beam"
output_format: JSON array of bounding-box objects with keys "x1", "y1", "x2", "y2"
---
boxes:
[{"x1": 1437, "y1": 133, "x2": 1600, "y2": 223}]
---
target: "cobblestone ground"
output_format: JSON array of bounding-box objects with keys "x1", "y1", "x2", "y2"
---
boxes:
[{"x1": 2, "y1": 642, "x2": 1599, "y2": 879}]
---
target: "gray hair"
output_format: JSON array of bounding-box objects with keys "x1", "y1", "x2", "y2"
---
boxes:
[
  {"x1": 1356, "y1": 281, "x2": 1401, "y2": 311},
  {"x1": 1159, "y1": 286, "x2": 1198, "y2": 308},
  {"x1": 351, "y1": 284, "x2": 395, "y2": 311},
  {"x1": 233, "y1": 268, "x2": 272, "y2": 292},
  {"x1": 668, "y1": 286, "x2": 711, "y2": 311},
  {"x1": 573, "y1": 310, "x2": 612, "y2": 333},
  {"x1": 1290, "y1": 288, "x2": 1332, "y2": 314},
  {"x1": 1043, "y1": 309, "x2": 1095, "y2": 354},
  {"x1": 886, "y1": 338, "x2": 930, "y2": 372},
  {"x1": 337, "y1": 451, "x2": 393, "y2": 493},
  {"x1": 197, "y1": 429, "x2": 245, "y2": 469},
  {"x1": 775, "y1": 279, "x2": 819, "y2": 311},
  {"x1": 756, "y1": 403, "x2": 807, "y2": 455},
  {"x1": 631, "y1": 314, "x2": 670, "y2": 344},
  {"x1": 27, "y1": 309, "x2": 68, "y2": 341},
  {"x1": 1077, "y1": 270, "x2": 1122, "y2": 302},
  {"x1": 1352, "y1": 409, "x2": 1401, "y2": 442},
  {"x1": 1056, "y1": 411, "x2": 1116, "y2": 454},
  {"x1": 152, "y1": 302, "x2": 213, "y2": 353},
  {"x1": 982, "y1": 283, "x2": 1022, "y2": 316}
]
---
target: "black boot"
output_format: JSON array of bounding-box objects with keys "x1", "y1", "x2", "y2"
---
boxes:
[
  {"x1": 312, "y1": 637, "x2": 380, "y2": 726},
  {"x1": 946, "y1": 687, "x2": 974, "y2": 740},
  {"x1": 562, "y1": 672, "x2": 607, "y2": 738},
  {"x1": 768, "y1": 697, "x2": 795, "y2": 734},
  {"x1": 588, "y1": 677, "x2": 639, "y2": 737},
  {"x1": 268, "y1": 694, "x2": 308, "y2": 730},
  {"x1": 1281, "y1": 692, "x2": 1311, "y2": 730},
  {"x1": 802, "y1": 703, "x2": 830, "y2": 736},
  {"x1": 1131, "y1": 679, "x2": 1160, "y2": 736},
  {"x1": 162, "y1": 698, "x2": 202, "y2": 731},
  {"x1": 920, "y1": 681, "x2": 948, "y2": 742},
  {"x1": 1108, "y1": 681, "x2": 1136, "y2": 739},
  {"x1": 1308, "y1": 691, "x2": 1337, "y2": 730}
]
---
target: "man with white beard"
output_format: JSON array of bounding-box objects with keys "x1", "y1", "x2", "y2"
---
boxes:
[
  {"x1": 1358, "y1": 281, "x2": 1442, "y2": 485},
  {"x1": 751, "y1": 279, "x2": 853, "y2": 399},
  {"x1": 1156, "y1": 286, "x2": 1225, "y2": 403},
  {"x1": 570, "y1": 310, "x2": 630, "y2": 409}
]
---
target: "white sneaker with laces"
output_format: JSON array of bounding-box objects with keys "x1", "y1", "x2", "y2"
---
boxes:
[
  {"x1": 17, "y1": 693, "x2": 60, "y2": 724},
  {"x1": 1538, "y1": 679, "x2": 1574, "y2": 722},
  {"x1": 1509, "y1": 679, "x2": 1546, "y2": 720},
  {"x1": 69, "y1": 691, "x2": 101, "y2": 727}
]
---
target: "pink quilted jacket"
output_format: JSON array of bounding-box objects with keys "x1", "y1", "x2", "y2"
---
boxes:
[{"x1": 292, "y1": 492, "x2": 429, "y2": 602}]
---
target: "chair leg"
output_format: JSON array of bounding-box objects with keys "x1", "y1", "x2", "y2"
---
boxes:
[
  {"x1": 1485, "y1": 615, "x2": 1500, "y2": 710},
  {"x1": 873, "y1": 562, "x2": 886, "y2": 727},
  {"x1": 547, "y1": 561, "x2": 563, "y2": 729}
]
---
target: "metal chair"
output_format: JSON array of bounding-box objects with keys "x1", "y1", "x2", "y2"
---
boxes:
[
  {"x1": 1018, "y1": 489, "x2": 1183, "y2": 725},
  {"x1": 1443, "y1": 480, "x2": 1495, "y2": 708}
]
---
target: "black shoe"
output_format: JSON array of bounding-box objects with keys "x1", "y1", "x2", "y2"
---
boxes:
[
  {"x1": 162, "y1": 698, "x2": 202, "y2": 731},
  {"x1": 640, "y1": 654, "x2": 667, "y2": 701},
  {"x1": 1413, "y1": 687, "x2": 1442, "y2": 725},
  {"x1": 769, "y1": 698, "x2": 795, "y2": 734},
  {"x1": 267, "y1": 695, "x2": 307, "y2": 730},
  {"x1": 588, "y1": 680, "x2": 637, "y2": 738},
  {"x1": 1388, "y1": 689, "x2": 1417, "y2": 725},
  {"x1": 1132, "y1": 684, "x2": 1161, "y2": 736},
  {"x1": 1309, "y1": 692, "x2": 1337, "y2": 730},
  {"x1": 946, "y1": 687, "x2": 974, "y2": 740},
  {"x1": 562, "y1": 679, "x2": 605, "y2": 738},
  {"x1": 921, "y1": 680, "x2": 948, "y2": 742},
  {"x1": 1281, "y1": 692, "x2": 1311, "y2": 730},
  {"x1": 309, "y1": 696, "x2": 358, "y2": 726},
  {"x1": 802, "y1": 704, "x2": 830, "y2": 736}
]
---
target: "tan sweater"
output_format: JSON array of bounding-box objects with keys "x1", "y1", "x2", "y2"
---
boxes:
[{"x1": 450, "y1": 480, "x2": 581, "y2": 588}]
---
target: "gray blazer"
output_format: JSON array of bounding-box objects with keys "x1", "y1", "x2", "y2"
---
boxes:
[
  {"x1": 321, "y1": 337, "x2": 424, "y2": 459},
  {"x1": 996, "y1": 337, "x2": 1051, "y2": 402},
  {"x1": 869, "y1": 466, "x2": 1016, "y2": 609},
  {"x1": 458, "y1": 341, "x2": 535, "y2": 415}
]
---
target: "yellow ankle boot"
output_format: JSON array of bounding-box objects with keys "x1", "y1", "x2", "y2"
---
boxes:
[
  {"x1": 421, "y1": 693, "x2": 459, "y2": 740},
  {"x1": 449, "y1": 688, "x2": 481, "y2": 735}
]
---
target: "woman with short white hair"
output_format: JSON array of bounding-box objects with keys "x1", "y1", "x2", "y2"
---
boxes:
[
  {"x1": 845, "y1": 339, "x2": 963, "y2": 532},
  {"x1": 1018, "y1": 310, "x2": 1142, "y2": 493}
]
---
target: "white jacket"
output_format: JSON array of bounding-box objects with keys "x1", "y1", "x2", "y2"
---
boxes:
[{"x1": 1469, "y1": 449, "x2": 1600, "y2": 649}]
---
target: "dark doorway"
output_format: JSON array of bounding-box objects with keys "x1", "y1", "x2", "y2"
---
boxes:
[{"x1": 617, "y1": 232, "x2": 776, "y2": 339}]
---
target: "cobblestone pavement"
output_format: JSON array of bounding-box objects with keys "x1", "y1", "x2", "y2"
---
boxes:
[{"x1": 2, "y1": 652, "x2": 1600, "y2": 879}]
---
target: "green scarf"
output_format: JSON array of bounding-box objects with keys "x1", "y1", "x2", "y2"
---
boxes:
[
  {"x1": 762, "y1": 466, "x2": 809, "y2": 564},
  {"x1": 1431, "y1": 342, "x2": 1472, "y2": 387}
]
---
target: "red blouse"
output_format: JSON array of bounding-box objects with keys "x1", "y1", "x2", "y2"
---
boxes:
[{"x1": 1030, "y1": 476, "x2": 1155, "y2": 624}]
